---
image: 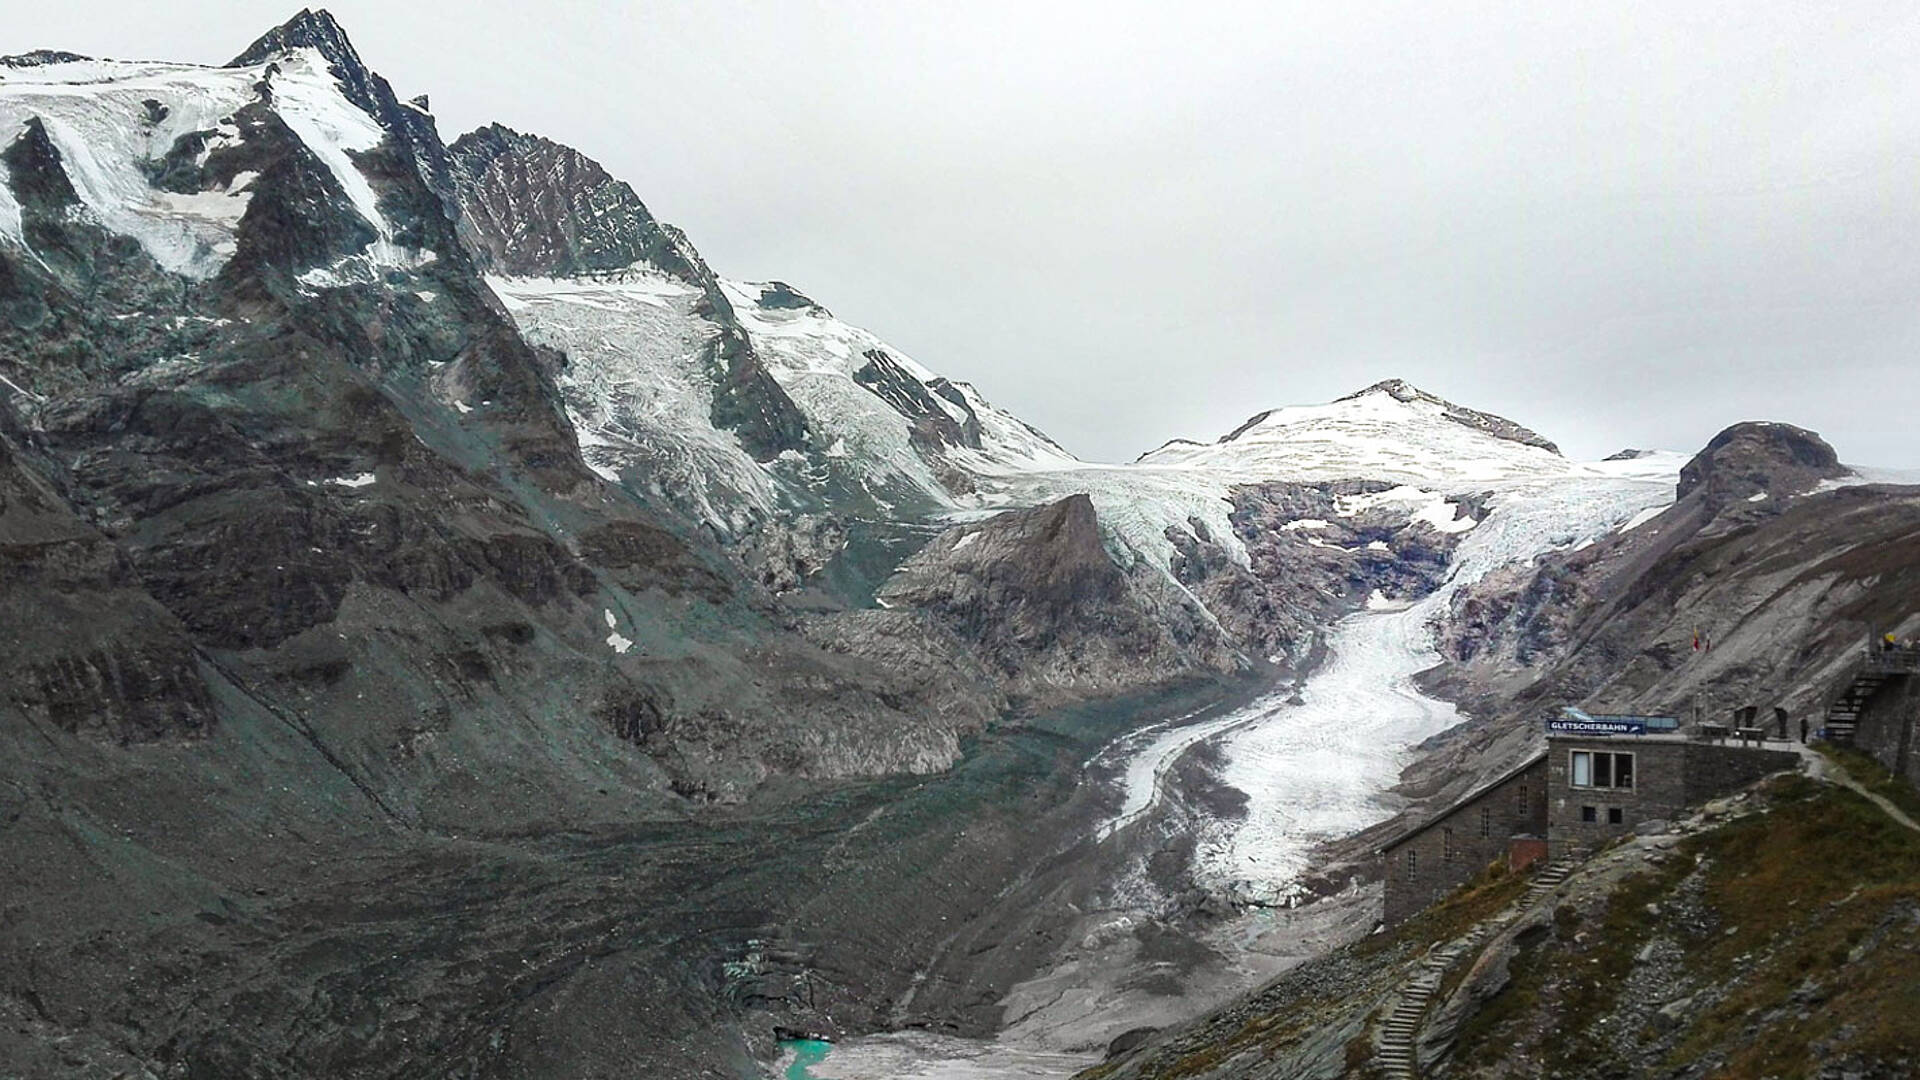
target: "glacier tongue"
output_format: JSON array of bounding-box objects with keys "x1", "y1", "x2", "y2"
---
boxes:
[{"x1": 1192, "y1": 460, "x2": 1680, "y2": 900}]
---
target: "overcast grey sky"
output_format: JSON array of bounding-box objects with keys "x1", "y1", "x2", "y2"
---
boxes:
[{"x1": 17, "y1": 1, "x2": 1920, "y2": 465}]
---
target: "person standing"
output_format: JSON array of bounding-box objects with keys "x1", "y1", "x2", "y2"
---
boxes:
[{"x1": 1800, "y1": 715, "x2": 1810, "y2": 744}]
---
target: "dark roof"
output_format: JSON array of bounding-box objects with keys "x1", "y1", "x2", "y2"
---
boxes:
[{"x1": 1376, "y1": 750, "x2": 1549, "y2": 855}]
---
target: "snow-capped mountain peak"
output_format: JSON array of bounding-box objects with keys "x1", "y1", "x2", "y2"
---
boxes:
[
  {"x1": 229, "y1": 8, "x2": 369, "y2": 92},
  {"x1": 0, "y1": 45, "x2": 426, "y2": 280},
  {"x1": 1135, "y1": 378, "x2": 1567, "y2": 487}
]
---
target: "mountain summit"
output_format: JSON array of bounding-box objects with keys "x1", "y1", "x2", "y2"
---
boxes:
[
  {"x1": 1135, "y1": 378, "x2": 1565, "y2": 485},
  {"x1": 1334, "y1": 378, "x2": 1560, "y2": 453}
]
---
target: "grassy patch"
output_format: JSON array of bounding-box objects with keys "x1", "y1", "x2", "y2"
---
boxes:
[
  {"x1": 1452, "y1": 775, "x2": 1920, "y2": 1078},
  {"x1": 1665, "y1": 776, "x2": 1920, "y2": 1076},
  {"x1": 1819, "y1": 743, "x2": 1920, "y2": 822}
]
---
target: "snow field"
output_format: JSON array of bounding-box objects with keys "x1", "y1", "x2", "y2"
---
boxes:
[{"x1": 0, "y1": 50, "x2": 423, "y2": 280}]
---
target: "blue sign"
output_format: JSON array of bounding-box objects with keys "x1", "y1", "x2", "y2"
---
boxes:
[
  {"x1": 1547, "y1": 707, "x2": 1647, "y2": 737},
  {"x1": 1548, "y1": 717, "x2": 1646, "y2": 737}
]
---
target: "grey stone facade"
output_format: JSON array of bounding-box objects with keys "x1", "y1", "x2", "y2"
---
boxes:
[
  {"x1": 1380, "y1": 755, "x2": 1547, "y2": 925},
  {"x1": 1854, "y1": 676, "x2": 1920, "y2": 790},
  {"x1": 1546, "y1": 736, "x2": 1799, "y2": 851}
]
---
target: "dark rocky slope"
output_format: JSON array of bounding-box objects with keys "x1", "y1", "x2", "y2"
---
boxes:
[{"x1": 876, "y1": 495, "x2": 1243, "y2": 709}]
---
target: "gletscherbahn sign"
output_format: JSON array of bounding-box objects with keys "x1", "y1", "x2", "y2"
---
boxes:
[{"x1": 1546, "y1": 716, "x2": 1646, "y2": 737}]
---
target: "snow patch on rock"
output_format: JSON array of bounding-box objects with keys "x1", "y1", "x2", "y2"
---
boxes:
[{"x1": 0, "y1": 50, "x2": 426, "y2": 278}]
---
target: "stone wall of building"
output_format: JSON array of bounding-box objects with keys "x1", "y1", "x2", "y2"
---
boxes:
[
  {"x1": 1682, "y1": 742, "x2": 1802, "y2": 803},
  {"x1": 1853, "y1": 676, "x2": 1920, "y2": 789},
  {"x1": 1547, "y1": 736, "x2": 1798, "y2": 851},
  {"x1": 1382, "y1": 757, "x2": 1546, "y2": 925}
]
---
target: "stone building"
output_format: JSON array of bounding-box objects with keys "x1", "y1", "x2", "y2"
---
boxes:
[
  {"x1": 1546, "y1": 734, "x2": 1798, "y2": 851},
  {"x1": 1378, "y1": 753, "x2": 1548, "y2": 926},
  {"x1": 1380, "y1": 713, "x2": 1801, "y2": 925}
]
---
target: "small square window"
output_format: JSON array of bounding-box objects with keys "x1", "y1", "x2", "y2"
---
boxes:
[
  {"x1": 1581, "y1": 805, "x2": 1597, "y2": 823},
  {"x1": 1608, "y1": 807, "x2": 1624, "y2": 825}
]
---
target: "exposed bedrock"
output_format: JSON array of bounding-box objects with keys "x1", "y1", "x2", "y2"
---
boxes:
[
  {"x1": 1674, "y1": 419, "x2": 1846, "y2": 507},
  {"x1": 446, "y1": 122, "x2": 811, "y2": 462},
  {"x1": 877, "y1": 494, "x2": 1245, "y2": 709},
  {"x1": 1165, "y1": 480, "x2": 1479, "y2": 673},
  {"x1": 0, "y1": 401, "x2": 213, "y2": 743}
]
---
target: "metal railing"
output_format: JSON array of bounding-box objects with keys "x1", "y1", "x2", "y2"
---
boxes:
[{"x1": 1864, "y1": 641, "x2": 1920, "y2": 675}]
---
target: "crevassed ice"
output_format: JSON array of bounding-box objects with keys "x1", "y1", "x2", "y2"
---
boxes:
[{"x1": 0, "y1": 50, "x2": 416, "y2": 279}]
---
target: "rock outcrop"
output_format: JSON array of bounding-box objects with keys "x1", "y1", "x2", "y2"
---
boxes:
[
  {"x1": 448, "y1": 123, "x2": 700, "y2": 281},
  {"x1": 1402, "y1": 423, "x2": 1914, "y2": 833},
  {"x1": 878, "y1": 494, "x2": 1242, "y2": 707},
  {"x1": 446, "y1": 124, "x2": 811, "y2": 462},
  {"x1": 1674, "y1": 420, "x2": 1846, "y2": 506}
]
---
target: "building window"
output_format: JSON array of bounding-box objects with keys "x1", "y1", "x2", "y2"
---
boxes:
[
  {"x1": 1443, "y1": 827, "x2": 1456, "y2": 862},
  {"x1": 1405, "y1": 848, "x2": 1417, "y2": 879},
  {"x1": 1581, "y1": 805, "x2": 1598, "y2": 823},
  {"x1": 1479, "y1": 805, "x2": 1492, "y2": 838},
  {"x1": 1571, "y1": 750, "x2": 1635, "y2": 790},
  {"x1": 1608, "y1": 807, "x2": 1625, "y2": 825},
  {"x1": 1514, "y1": 783, "x2": 1529, "y2": 815}
]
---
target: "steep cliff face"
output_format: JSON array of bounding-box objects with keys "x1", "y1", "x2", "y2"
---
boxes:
[
  {"x1": 0, "y1": 401, "x2": 213, "y2": 744},
  {"x1": 1432, "y1": 423, "x2": 1906, "y2": 717},
  {"x1": 446, "y1": 124, "x2": 811, "y2": 463},
  {"x1": 876, "y1": 495, "x2": 1243, "y2": 708},
  {"x1": 227, "y1": 8, "x2": 459, "y2": 215},
  {"x1": 449, "y1": 123, "x2": 690, "y2": 280}
]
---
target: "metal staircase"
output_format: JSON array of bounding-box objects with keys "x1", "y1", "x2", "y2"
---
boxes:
[
  {"x1": 1376, "y1": 857, "x2": 1577, "y2": 1078},
  {"x1": 1825, "y1": 643, "x2": 1920, "y2": 745}
]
